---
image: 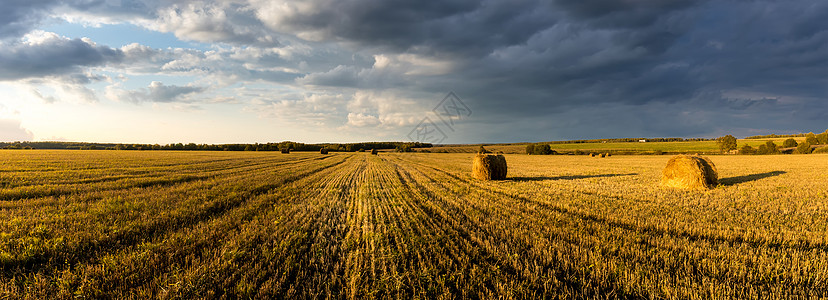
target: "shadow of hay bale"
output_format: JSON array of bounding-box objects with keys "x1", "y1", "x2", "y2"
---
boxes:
[
  {"x1": 509, "y1": 173, "x2": 637, "y2": 181},
  {"x1": 719, "y1": 171, "x2": 786, "y2": 185}
]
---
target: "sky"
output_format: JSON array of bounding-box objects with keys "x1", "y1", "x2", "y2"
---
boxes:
[{"x1": 0, "y1": 0, "x2": 825, "y2": 144}]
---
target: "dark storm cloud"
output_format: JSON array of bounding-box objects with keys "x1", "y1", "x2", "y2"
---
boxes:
[
  {"x1": 554, "y1": 0, "x2": 700, "y2": 28},
  {"x1": 275, "y1": 0, "x2": 710, "y2": 109},
  {"x1": 279, "y1": 0, "x2": 825, "y2": 139},
  {"x1": 0, "y1": 33, "x2": 124, "y2": 80},
  {"x1": 263, "y1": 0, "x2": 560, "y2": 57},
  {"x1": 0, "y1": 0, "x2": 54, "y2": 38}
]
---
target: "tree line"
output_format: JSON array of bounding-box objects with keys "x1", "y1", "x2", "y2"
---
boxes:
[
  {"x1": 744, "y1": 133, "x2": 808, "y2": 139},
  {"x1": 0, "y1": 141, "x2": 432, "y2": 152},
  {"x1": 548, "y1": 137, "x2": 711, "y2": 144},
  {"x1": 716, "y1": 129, "x2": 828, "y2": 155}
]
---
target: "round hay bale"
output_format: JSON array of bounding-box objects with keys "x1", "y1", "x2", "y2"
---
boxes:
[
  {"x1": 590, "y1": 153, "x2": 596, "y2": 157},
  {"x1": 600, "y1": 153, "x2": 606, "y2": 158},
  {"x1": 661, "y1": 155, "x2": 718, "y2": 190},
  {"x1": 606, "y1": 153, "x2": 612, "y2": 157},
  {"x1": 320, "y1": 148, "x2": 328, "y2": 154},
  {"x1": 370, "y1": 149, "x2": 378, "y2": 155},
  {"x1": 280, "y1": 148, "x2": 290, "y2": 154},
  {"x1": 472, "y1": 153, "x2": 507, "y2": 180}
]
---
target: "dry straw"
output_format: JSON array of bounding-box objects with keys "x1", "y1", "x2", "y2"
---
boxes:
[
  {"x1": 661, "y1": 154, "x2": 718, "y2": 190},
  {"x1": 320, "y1": 148, "x2": 328, "y2": 154},
  {"x1": 472, "y1": 153, "x2": 507, "y2": 180},
  {"x1": 371, "y1": 149, "x2": 378, "y2": 155}
]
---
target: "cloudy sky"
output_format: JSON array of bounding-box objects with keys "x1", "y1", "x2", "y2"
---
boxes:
[{"x1": 0, "y1": 0, "x2": 825, "y2": 144}]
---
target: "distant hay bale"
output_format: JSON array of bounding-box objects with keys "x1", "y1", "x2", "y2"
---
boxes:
[
  {"x1": 320, "y1": 148, "x2": 328, "y2": 154},
  {"x1": 280, "y1": 148, "x2": 290, "y2": 154},
  {"x1": 371, "y1": 149, "x2": 378, "y2": 155},
  {"x1": 606, "y1": 153, "x2": 612, "y2": 157},
  {"x1": 472, "y1": 153, "x2": 507, "y2": 180},
  {"x1": 600, "y1": 153, "x2": 606, "y2": 158},
  {"x1": 661, "y1": 155, "x2": 718, "y2": 190},
  {"x1": 590, "y1": 153, "x2": 596, "y2": 157}
]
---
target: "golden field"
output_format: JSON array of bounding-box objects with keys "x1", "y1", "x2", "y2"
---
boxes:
[{"x1": 0, "y1": 150, "x2": 826, "y2": 298}]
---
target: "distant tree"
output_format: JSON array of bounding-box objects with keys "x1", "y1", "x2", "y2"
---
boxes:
[
  {"x1": 806, "y1": 132, "x2": 819, "y2": 145},
  {"x1": 782, "y1": 138, "x2": 798, "y2": 148},
  {"x1": 525, "y1": 144, "x2": 535, "y2": 155},
  {"x1": 757, "y1": 144, "x2": 768, "y2": 155},
  {"x1": 532, "y1": 144, "x2": 552, "y2": 155},
  {"x1": 817, "y1": 132, "x2": 828, "y2": 145},
  {"x1": 715, "y1": 135, "x2": 738, "y2": 152},
  {"x1": 795, "y1": 142, "x2": 812, "y2": 154},
  {"x1": 396, "y1": 144, "x2": 413, "y2": 152},
  {"x1": 761, "y1": 141, "x2": 779, "y2": 154},
  {"x1": 739, "y1": 145, "x2": 756, "y2": 155}
]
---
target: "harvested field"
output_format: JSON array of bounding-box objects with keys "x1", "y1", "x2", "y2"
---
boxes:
[{"x1": 0, "y1": 150, "x2": 826, "y2": 298}]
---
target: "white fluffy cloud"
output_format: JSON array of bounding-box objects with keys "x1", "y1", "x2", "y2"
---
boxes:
[
  {"x1": 345, "y1": 112, "x2": 380, "y2": 127},
  {"x1": 149, "y1": 1, "x2": 279, "y2": 46},
  {"x1": 0, "y1": 118, "x2": 33, "y2": 141},
  {"x1": 106, "y1": 81, "x2": 205, "y2": 103},
  {"x1": 0, "y1": 104, "x2": 33, "y2": 141}
]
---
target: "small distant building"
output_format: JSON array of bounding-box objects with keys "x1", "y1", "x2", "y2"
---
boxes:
[{"x1": 639, "y1": 139, "x2": 648, "y2": 143}]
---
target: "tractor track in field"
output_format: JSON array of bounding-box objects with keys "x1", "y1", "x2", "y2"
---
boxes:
[
  {"x1": 385, "y1": 155, "x2": 620, "y2": 295},
  {"x1": 0, "y1": 154, "x2": 350, "y2": 284},
  {"x1": 0, "y1": 155, "x2": 334, "y2": 204},
  {"x1": 388, "y1": 155, "x2": 828, "y2": 293},
  {"x1": 381, "y1": 157, "x2": 545, "y2": 295},
  {"x1": 0, "y1": 153, "x2": 323, "y2": 189},
  {"x1": 80, "y1": 154, "x2": 358, "y2": 297}
]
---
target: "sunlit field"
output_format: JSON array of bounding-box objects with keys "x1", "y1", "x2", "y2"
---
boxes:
[{"x1": 1, "y1": 150, "x2": 826, "y2": 298}]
